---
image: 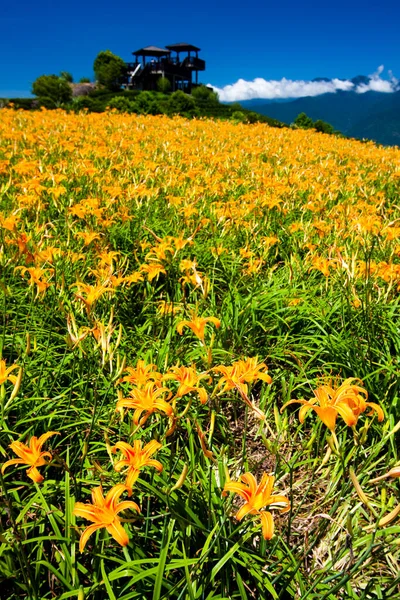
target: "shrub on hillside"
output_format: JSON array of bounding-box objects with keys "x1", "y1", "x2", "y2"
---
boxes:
[
  {"x1": 107, "y1": 96, "x2": 137, "y2": 113},
  {"x1": 32, "y1": 74, "x2": 73, "y2": 106},
  {"x1": 313, "y1": 119, "x2": 334, "y2": 134},
  {"x1": 293, "y1": 112, "x2": 314, "y2": 129},
  {"x1": 93, "y1": 50, "x2": 126, "y2": 91},
  {"x1": 192, "y1": 85, "x2": 219, "y2": 103},
  {"x1": 60, "y1": 71, "x2": 73, "y2": 83},
  {"x1": 167, "y1": 90, "x2": 198, "y2": 117},
  {"x1": 156, "y1": 77, "x2": 172, "y2": 93},
  {"x1": 134, "y1": 91, "x2": 164, "y2": 115},
  {"x1": 72, "y1": 96, "x2": 105, "y2": 113}
]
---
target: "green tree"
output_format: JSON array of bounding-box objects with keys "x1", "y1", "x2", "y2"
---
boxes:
[
  {"x1": 293, "y1": 112, "x2": 314, "y2": 129},
  {"x1": 60, "y1": 71, "x2": 73, "y2": 83},
  {"x1": 79, "y1": 77, "x2": 91, "y2": 83},
  {"x1": 167, "y1": 90, "x2": 197, "y2": 117},
  {"x1": 192, "y1": 85, "x2": 219, "y2": 103},
  {"x1": 231, "y1": 110, "x2": 247, "y2": 123},
  {"x1": 31, "y1": 75, "x2": 73, "y2": 106},
  {"x1": 313, "y1": 119, "x2": 334, "y2": 134},
  {"x1": 93, "y1": 50, "x2": 126, "y2": 91},
  {"x1": 134, "y1": 91, "x2": 163, "y2": 115},
  {"x1": 156, "y1": 77, "x2": 171, "y2": 93},
  {"x1": 107, "y1": 96, "x2": 136, "y2": 113}
]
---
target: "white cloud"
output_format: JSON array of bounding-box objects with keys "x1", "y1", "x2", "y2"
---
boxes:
[
  {"x1": 355, "y1": 65, "x2": 398, "y2": 93},
  {"x1": 209, "y1": 66, "x2": 398, "y2": 102}
]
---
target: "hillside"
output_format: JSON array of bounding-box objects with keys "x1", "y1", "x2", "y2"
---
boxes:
[
  {"x1": 1, "y1": 108, "x2": 400, "y2": 598},
  {"x1": 1, "y1": 87, "x2": 286, "y2": 129},
  {"x1": 240, "y1": 89, "x2": 400, "y2": 145}
]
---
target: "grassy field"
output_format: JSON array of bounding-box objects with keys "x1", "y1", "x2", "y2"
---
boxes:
[{"x1": 0, "y1": 107, "x2": 399, "y2": 599}]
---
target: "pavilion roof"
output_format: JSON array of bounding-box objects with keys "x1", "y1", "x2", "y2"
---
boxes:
[
  {"x1": 133, "y1": 46, "x2": 171, "y2": 57},
  {"x1": 166, "y1": 43, "x2": 201, "y2": 52}
]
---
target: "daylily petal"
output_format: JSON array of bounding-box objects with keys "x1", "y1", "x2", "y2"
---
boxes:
[
  {"x1": 114, "y1": 459, "x2": 131, "y2": 472},
  {"x1": 73, "y1": 503, "x2": 99, "y2": 522},
  {"x1": 113, "y1": 441, "x2": 136, "y2": 456},
  {"x1": 91, "y1": 486, "x2": 106, "y2": 507},
  {"x1": 145, "y1": 459, "x2": 163, "y2": 472},
  {"x1": 258, "y1": 373, "x2": 273, "y2": 384},
  {"x1": 79, "y1": 523, "x2": 103, "y2": 552},
  {"x1": 223, "y1": 481, "x2": 251, "y2": 501},
  {"x1": 106, "y1": 520, "x2": 129, "y2": 547},
  {"x1": 8, "y1": 442, "x2": 33, "y2": 462},
  {"x1": 259, "y1": 511, "x2": 274, "y2": 540},
  {"x1": 241, "y1": 473, "x2": 257, "y2": 496},
  {"x1": 366, "y1": 402, "x2": 385, "y2": 421},
  {"x1": 266, "y1": 494, "x2": 290, "y2": 511},
  {"x1": 280, "y1": 399, "x2": 309, "y2": 413},
  {"x1": 133, "y1": 408, "x2": 145, "y2": 425},
  {"x1": 1, "y1": 458, "x2": 26, "y2": 473},
  {"x1": 312, "y1": 406, "x2": 338, "y2": 430},
  {"x1": 26, "y1": 466, "x2": 44, "y2": 483},
  {"x1": 298, "y1": 403, "x2": 314, "y2": 423},
  {"x1": 143, "y1": 440, "x2": 162, "y2": 457},
  {"x1": 235, "y1": 502, "x2": 254, "y2": 521},
  {"x1": 125, "y1": 468, "x2": 140, "y2": 490},
  {"x1": 36, "y1": 431, "x2": 59, "y2": 449},
  {"x1": 207, "y1": 317, "x2": 221, "y2": 328},
  {"x1": 105, "y1": 484, "x2": 128, "y2": 509},
  {"x1": 114, "y1": 500, "x2": 140, "y2": 515},
  {"x1": 197, "y1": 387, "x2": 208, "y2": 404},
  {"x1": 257, "y1": 473, "x2": 274, "y2": 498},
  {"x1": 334, "y1": 402, "x2": 358, "y2": 427},
  {"x1": 154, "y1": 399, "x2": 174, "y2": 416},
  {"x1": 176, "y1": 320, "x2": 189, "y2": 335}
]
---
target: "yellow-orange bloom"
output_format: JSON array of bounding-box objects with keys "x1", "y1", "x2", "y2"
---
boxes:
[
  {"x1": 223, "y1": 472, "x2": 290, "y2": 540},
  {"x1": 0, "y1": 359, "x2": 19, "y2": 386},
  {"x1": 213, "y1": 357, "x2": 272, "y2": 398},
  {"x1": 113, "y1": 440, "x2": 163, "y2": 492},
  {"x1": 281, "y1": 378, "x2": 384, "y2": 430},
  {"x1": 176, "y1": 316, "x2": 220, "y2": 341},
  {"x1": 116, "y1": 382, "x2": 174, "y2": 425},
  {"x1": 73, "y1": 484, "x2": 140, "y2": 552},
  {"x1": 162, "y1": 364, "x2": 210, "y2": 404},
  {"x1": 140, "y1": 263, "x2": 166, "y2": 282},
  {"x1": 73, "y1": 282, "x2": 114, "y2": 314},
  {"x1": 2, "y1": 431, "x2": 59, "y2": 483},
  {"x1": 119, "y1": 360, "x2": 163, "y2": 388}
]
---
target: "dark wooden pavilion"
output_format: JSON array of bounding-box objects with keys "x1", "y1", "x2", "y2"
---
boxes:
[{"x1": 123, "y1": 43, "x2": 205, "y2": 92}]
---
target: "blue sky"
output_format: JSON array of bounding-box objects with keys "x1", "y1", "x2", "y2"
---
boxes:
[{"x1": 1, "y1": 0, "x2": 399, "y2": 100}]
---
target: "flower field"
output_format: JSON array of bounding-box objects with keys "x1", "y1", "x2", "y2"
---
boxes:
[{"x1": 1, "y1": 107, "x2": 400, "y2": 599}]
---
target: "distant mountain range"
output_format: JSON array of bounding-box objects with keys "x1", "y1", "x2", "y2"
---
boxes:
[{"x1": 236, "y1": 76, "x2": 400, "y2": 146}]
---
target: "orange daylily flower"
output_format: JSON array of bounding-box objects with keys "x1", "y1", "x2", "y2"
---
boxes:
[
  {"x1": 213, "y1": 357, "x2": 272, "y2": 398},
  {"x1": 73, "y1": 484, "x2": 140, "y2": 552},
  {"x1": 73, "y1": 282, "x2": 114, "y2": 314},
  {"x1": 116, "y1": 382, "x2": 174, "y2": 425},
  {"x1": 119, "y1": 360, "x2": 163, "y2": 388},
  {"x1": 17, "y1": 266, "x2": 53, "y2": 296},
  {"x1": 162, "y1": 365, "x2": 210, "y2": 404},
  {"x1": 113, "y1": 440, "x2": 163, "y2": 492},
  {"x1": 0, "y1": 359, "x2": 20, "y2": 386},
  {"x1": 213, "y1": 357, "x2": 272, "y2": 419},
  {"x1": 2, "y1": 431, "x2": 59, "y2": 483},
  {"x1": 140, "y1": 263, "x2": 166, "y2": 282},
  {"x1": 176, "y1": 315, "x2": 220, "y2": 342},
  {"x1": 281, "y1": 378, "x2": 384, "y2": 430},
  {"x1": 223, "y1": 472, "x2": 290, "y2": 540}
]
